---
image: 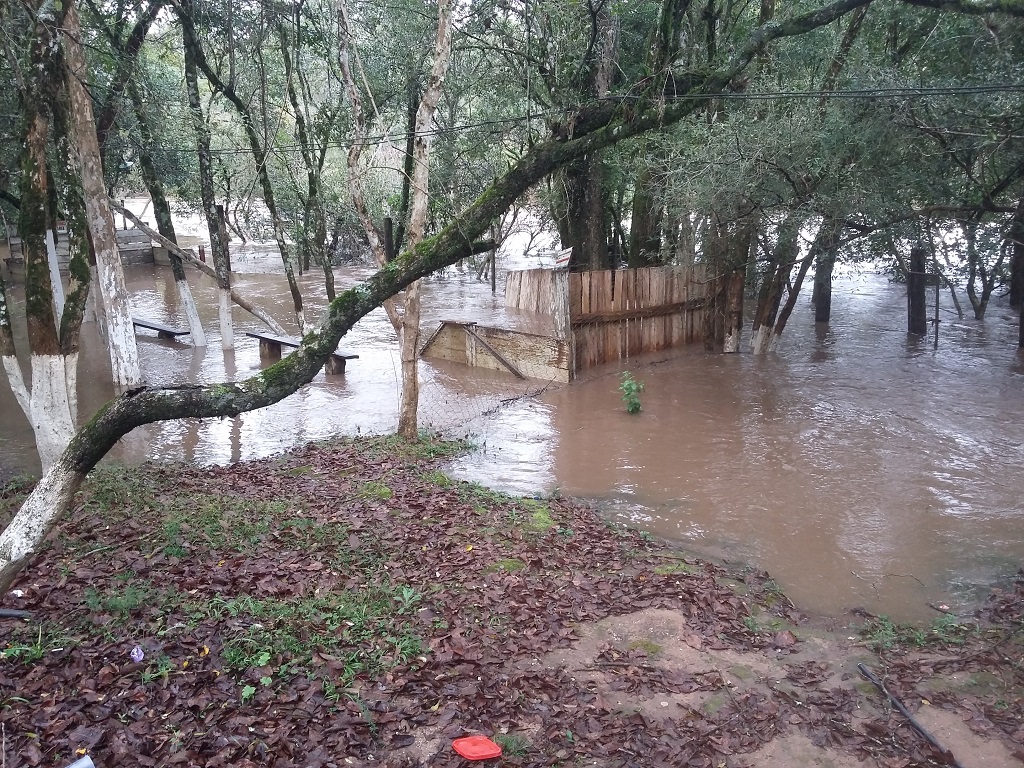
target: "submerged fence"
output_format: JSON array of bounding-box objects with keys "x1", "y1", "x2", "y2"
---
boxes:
[{"x1": 503, "y1": 265, "x2": 710, "y2": 378}]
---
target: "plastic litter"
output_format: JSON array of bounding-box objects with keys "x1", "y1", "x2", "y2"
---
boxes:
[{"x1": 452, "y1": 735, "x2": 502, "y2": 760}]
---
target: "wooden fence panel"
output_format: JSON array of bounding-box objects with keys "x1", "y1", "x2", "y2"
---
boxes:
[{"x1": 507, "y1": 265, "x2": 708, "y2": 375}]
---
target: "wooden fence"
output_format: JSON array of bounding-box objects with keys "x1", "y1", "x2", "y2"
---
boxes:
[
  {"x1": 506, "y1": 265, "x2": 709, "y2": 376},
  {"x1": 420, "y1": 320, "x2": 572, "y2": 382},
  {"x1": 7, "y1": 227, "x2": 154, "y2": 267}
]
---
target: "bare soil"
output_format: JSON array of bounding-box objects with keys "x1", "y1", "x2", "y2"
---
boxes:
[{"x1": 0, "y1": 437, "x2": 1021, "y2": 767}]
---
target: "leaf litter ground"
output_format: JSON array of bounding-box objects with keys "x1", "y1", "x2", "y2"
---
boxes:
[{"x1": 0, "y1": 436, "x2": 1021, "y2": 767}]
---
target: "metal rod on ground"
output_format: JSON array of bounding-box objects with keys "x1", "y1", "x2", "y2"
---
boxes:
[
  {"x1": 0, "y1": 608, "x2": 32, "y2": 619},
  {"x1": 857, "y1": 663, "x2": 964, "y2": 768}
]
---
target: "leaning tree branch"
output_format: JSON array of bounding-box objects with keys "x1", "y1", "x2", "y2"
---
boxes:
[
  {"x1": 0, "y1": 0, "x2": 880, "y2": 593},
  {"x1": 109, "y1": 201, "x2": 288, "y2": 335}
]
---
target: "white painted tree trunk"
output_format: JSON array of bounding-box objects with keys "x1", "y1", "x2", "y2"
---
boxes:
[
  {"x1": 2, "y1": 356, "x2": 30, "y2": 417},
  {"x1": 28, "y1": 354, "x2": 76, "y2": 471},
  {"x1": 110, "y1": 201, "x2": 287, "y2": 336},
  {"x1": 0, "y1": 458, "x2": 83, "y2": 579},
  {"x1": 63, "y1": 1, "x2": 141, "y2": 388},
  {"x1": 219, "y1": 289, "x2": 233, "y2": 349},
  {"x1": 45, "y1": 230, "x2": 65, "y2": 322},
  {"x1": 178, "y1": 277, "x2": 207, "y2": 347},
  {"x1": 750, "y1": 325, "x2": 772, "y2": 355}
]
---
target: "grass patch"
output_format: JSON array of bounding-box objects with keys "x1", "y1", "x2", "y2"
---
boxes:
[
  {"x1": 353, "y1": 434, "x2": 472, "y2": 462},
  {"x1": 859, "y1": 614, "x2": 976, "y2": 652},
  {"x1": 83, "y1": 578, "x2": 153, "y2": 618},
  {"x1": 201, "y1": 586, "x2": 426, "y2": 686},
  {"x1": 485, "y1": 558, "x2": 526, "y2": 573},
  {"x1": 159, "y1": 496, "x2": 284, "y2": 553},
  {"x1": 0, "y1": 626, "x2": 70, "y2": 664},
  {"x1": 358, "y1": 481, "x2": 393, "y2": 501},
  {"x1": 628, "y1": 638, "x2": 663, "y2": 656},
  {"x1": 421, "y1": 470, "x2": 453, "y2": 488},
  {"x1": 654, "y1": 562, "x2": 694, "y2": 576},
  {"x1": 494, "y1": 732, "x2": 531, "y2": 757}
]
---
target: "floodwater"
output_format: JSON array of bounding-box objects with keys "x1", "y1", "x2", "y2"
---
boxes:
[{"x1": 2, "y1": 251, "x2": 1023, "y2": 622}]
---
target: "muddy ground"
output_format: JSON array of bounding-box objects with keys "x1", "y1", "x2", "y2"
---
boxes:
[{"x1": 0, "y1": 436, "x2": 1021, "y2": 767}]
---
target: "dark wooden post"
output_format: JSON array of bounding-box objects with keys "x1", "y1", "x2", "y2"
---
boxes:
[
  {"x1": 908, "y1": 246, "x2": 927, "y2": 336},
  {"x1": 216, "y1": 204, "x2": 231, "y2": 272},
  {"x1": 383, "y1": 216, "x2": 395, "y2": 262}
]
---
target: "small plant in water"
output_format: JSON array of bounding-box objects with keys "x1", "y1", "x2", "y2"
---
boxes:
[{"x1": 619, "y1": 371, "x2": 644, "y2": 414}]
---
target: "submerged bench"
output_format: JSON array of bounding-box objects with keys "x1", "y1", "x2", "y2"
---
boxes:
[
  {"x1": 133, "y1": 317, "x2": 190, "y2": 339},
  {"x1": 245, "y1": 331, "x2": 358, "y2": 375}
]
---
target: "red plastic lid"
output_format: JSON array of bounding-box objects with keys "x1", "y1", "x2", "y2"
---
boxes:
[{"x1": 452, "y1": 735, "x2": 502, "y2": 760}]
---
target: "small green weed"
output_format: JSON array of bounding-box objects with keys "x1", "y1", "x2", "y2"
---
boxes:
[
  {"x1": 84, "y1": 581, "x2": 152, "y2": 617},
  {"x1": 421, "y1": 470, "x2": 452, "y2": 488},
  {"x1": 140, "y1": 655, "x2": 174, "y2": 684},
  {"x1": 358, "y1": 481, "x2": 393, "y2": 501},
  {"x1": 517, "y1": 499, "x2": 554, "y2": 532},
  {"x1": 485, "y1": 558, "x2": 526, "y2": 573},
  {"x1": 654, "y1": 562, "x2": 694, "y2": 576},
  {"x1": 394, "y1": 586, "x2": 422, "y2": 614},
  {"x1": 857, "y1": 615, "x2": 972, "y2": 651},
  {"x1": 0, "y1": 626, "x2": 63, "y2": 663},
  {"x1": 629, "y1": 639, "x2": 662, "y2": 656},
  {"x1": 494, "y1": 732, "x2": 531, "y2": 757},
  {"x1": 619, "y1": 371, "x2": 644, "y2": 414}
]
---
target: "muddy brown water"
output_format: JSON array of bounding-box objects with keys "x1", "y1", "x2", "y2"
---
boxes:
[{"x1": 1, "y1": 253, "x2": 1022, "y2": 622}]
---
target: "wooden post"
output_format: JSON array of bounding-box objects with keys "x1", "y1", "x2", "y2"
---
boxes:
[
  {"x1": 908, "y1": 246, "x2": 927, "y2": 336},
  {"x1": 552, "y1": 269, "x2": 570, "y2": 341},
  {"x1": 216, "y1": 204, "x2": 231, "y2": 272},
  {"x1": 198, "y1": 244, "x2": 206, "y2": 263},
  {"x1": 383, "y1": 216, "x2": 395, "y2": 262}
]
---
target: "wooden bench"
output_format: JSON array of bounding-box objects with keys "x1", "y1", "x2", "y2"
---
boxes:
[
  {"x1": 132, "y1": 317, "x2": 190, "y2": 339},
  {"x1": 245, "y1": 331, "x2": 358, "y2": 375}
]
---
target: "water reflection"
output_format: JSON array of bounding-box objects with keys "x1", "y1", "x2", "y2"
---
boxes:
[{"x1": 1, "y1": 261, "x2": 1022, "y2": 621}]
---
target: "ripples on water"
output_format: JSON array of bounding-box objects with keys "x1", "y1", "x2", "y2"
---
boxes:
[{"x1": 1, "y1": 263, "x2": 1022, "y2": 621}]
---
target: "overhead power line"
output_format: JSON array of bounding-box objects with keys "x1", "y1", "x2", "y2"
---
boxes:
[{"x1": 108, "y1": 82, "x2": 1024, "y2": 158}]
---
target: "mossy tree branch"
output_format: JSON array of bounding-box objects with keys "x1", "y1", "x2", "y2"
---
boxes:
[{"x1": 0, "y1": 0, "x2": 888, "y2": 593}]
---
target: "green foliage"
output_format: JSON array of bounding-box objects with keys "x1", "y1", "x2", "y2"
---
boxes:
[
  {"x1": 0, "y1": 626, "x2": 65, "y2": 664},
  {"x1": 619, "y1": 372, "x2": 644, "y2": 414},
  {"x1": 859, "y1": 614, "x2": 977, "y2": 652},
  {"x1": 494, "y1": 732, "x2": 531, "y2": 757},
  {"x1": 208, "y1": 586, "x2": 425, "y2": 686},
  {"x1": 358, "y1": 481, "x2": 393, "y2": 501}
]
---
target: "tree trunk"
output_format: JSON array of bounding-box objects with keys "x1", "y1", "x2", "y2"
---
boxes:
[
  {"x1": 908, "y1": 245, "x2": 928, "y2": 335},
  {"x1": 16, "y1": 83, "x2": 76, "y2": 471},
  {"x1": 812, "y1": 245, "x2": 836, "y2": 323},
  {"x1": 723, "y1": 267, "x2": 745, "y2": 352},
  {"x1": 0, "y1": 0, "x2": 892, "y2": 596},
  {"x1": 184, "y1": 44, "x2": 233, "y2": 348},
  {"x1": 751, "y1": 215, "x2": 800, "y2": 354},
  {"x1": 279, "y1": 21, "x2": 334, "y2": 303},
  {"x1": 1009, "y1": 197, "x2": 1024, "y2": 309},
  {"x1": 628, "y1": 165, "x2": 662, "y2": 268},
  {"x1": 63, "y1": 0, "x2": 141, "y2": 387},
  {"x1": 773, "y1": 217, "x2": 842, "y2": 347},
  {"x1": 178, "y1": 3, "x2": 306, "y2": 333},
  {"x1": 129, "y1": 83, "x2": 206, "y2": 347},
  {"x1": 397, "y1": 0, "x2": 453, "y2": 439}
]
